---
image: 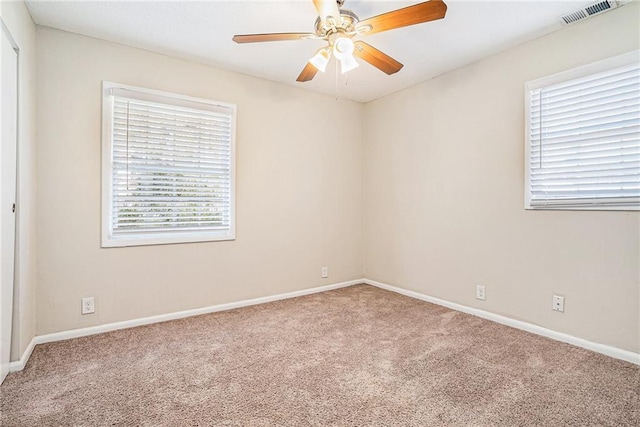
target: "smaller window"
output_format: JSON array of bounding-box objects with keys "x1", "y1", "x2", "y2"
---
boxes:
[
  {"x1": 102, "y1": 82, "x2": 236, "y2": 247},
  {"x1": 525, "y1": 51, "x2": 639, "y2": 210}
]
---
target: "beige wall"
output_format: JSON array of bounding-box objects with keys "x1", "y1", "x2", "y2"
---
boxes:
[
  {"x1": 36, "y1": 28, "x2": 364, "y2": 335},
  {"x1": 33, "y1": 3, "x2": 640, "y2": 354},
  {"x1": 1, "y1": 1, "x2": 38, "y2": 362},
  {"x1": 364, "y1": 3, "x2": 640, "y2": 353}
]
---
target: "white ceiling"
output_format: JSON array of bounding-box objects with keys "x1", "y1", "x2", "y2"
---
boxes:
[{"x1": 25, "y1": 0, "x2": 618, "y2": 102}]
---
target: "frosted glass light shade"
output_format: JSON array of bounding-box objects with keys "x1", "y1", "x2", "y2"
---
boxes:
[
  {"x1": 333, "y1": 38, "x2": 353, "y2": 58},
  {"x1": 340, "y1": 55, "x2": 359, "y2": 73},
  {"x1": 309, "y1": 48, "x2": 330, "y2": 73},
  {"x1": 333, "y1": 37, "x2": 359, "y2": 74}
]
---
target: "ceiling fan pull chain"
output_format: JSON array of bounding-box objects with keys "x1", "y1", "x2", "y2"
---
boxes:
[{"x1": 335, "y1": 59, "x2": 339, "y2": 100}]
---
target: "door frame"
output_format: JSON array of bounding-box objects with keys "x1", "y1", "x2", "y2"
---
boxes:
[{"x1": 0, "y1": 16, "x2": 20, "y2": 384}]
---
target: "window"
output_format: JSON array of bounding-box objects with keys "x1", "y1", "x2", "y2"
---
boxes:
[
  {"x1": 102, "y1": 82, "x2": 236, "y2": 247},
  {"x1": 525, "y1": 51, "x2": 639, "y2": 210}
]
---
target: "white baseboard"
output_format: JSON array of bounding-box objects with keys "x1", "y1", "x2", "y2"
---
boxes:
[
  {"x1": 364, "y1": 278, "x2": 640, "y2": 366},
  {"x1": 8, "y1": 336, "x2": 36, "y2": 372},
  {"x1": 10, "y1": 279, "x2": 363, "y2": 371},
  {"x1": 9, "y1": 277, "x2": 638, "y2": 372}
]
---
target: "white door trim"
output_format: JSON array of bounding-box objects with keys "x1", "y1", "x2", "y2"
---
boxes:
[{"x1": 0, "y1": 17, "x2": 19, "y2": 385}]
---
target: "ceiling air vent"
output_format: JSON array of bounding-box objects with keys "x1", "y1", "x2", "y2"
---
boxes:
[{"x1": 559, "y1": 0, "x2": 618, "y2": 26}]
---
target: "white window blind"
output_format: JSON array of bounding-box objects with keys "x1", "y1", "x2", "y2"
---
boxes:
[
  {"x1": 102, "y1": 83, "x2": 236, "y2": 247},
  {"x1": 525, "y1": 52, "x2": 640, "y2": 210}
]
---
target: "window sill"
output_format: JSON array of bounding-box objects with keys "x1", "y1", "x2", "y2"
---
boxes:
[{"x1": 101, "y1": 231, "x2": 236, "y2": 248}]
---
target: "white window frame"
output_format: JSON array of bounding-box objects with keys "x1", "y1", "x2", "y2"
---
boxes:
[
  {"x1": 524, "y1": 50, "x2": 639, "y2": 211},
  {"x1": 101, "y1": 82, "x2": 236, "y2": 247}
]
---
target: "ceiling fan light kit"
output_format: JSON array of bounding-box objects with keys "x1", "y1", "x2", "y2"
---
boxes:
[{"x1": 232, "y1": 0, "x2": 447, "y2": 83}]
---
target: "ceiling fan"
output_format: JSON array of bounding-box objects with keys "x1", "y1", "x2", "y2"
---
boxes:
[{"x1": 232, "y1": 0, "x2": 448, "y2": 82}]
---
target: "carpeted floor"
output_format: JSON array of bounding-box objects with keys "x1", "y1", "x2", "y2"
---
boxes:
[{"x1": 1, "y1": 285, "x2": 638, "y2": 426}]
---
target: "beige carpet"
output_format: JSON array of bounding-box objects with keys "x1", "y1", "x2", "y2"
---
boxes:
[{"x1": 1, "y1": 284, "x2": 638, "y2": 426}]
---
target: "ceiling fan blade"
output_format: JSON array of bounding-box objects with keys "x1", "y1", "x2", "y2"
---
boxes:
[
  {"x1": 356, "y1": 0, "x2": 447, "y2": 36},
  {"x1": 232, "y1": 33, "x2": 317, "y2": 44},
  {"x1": 296, "y1": 62, "x2": 319, "y2": 82},
  {"x1": 313, "y1": 0, "x2": 342, "y2": 25},
  {"x1": 353, "y1": 41, "x2": 403, "y2": 75}
]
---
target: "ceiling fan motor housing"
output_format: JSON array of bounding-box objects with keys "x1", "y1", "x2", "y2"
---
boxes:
[{"x1": 314, "y1": 9, "x2": 359, "y2": 38}]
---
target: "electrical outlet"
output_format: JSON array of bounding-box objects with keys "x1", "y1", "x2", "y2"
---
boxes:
[
  {"x1": 321, "y1": 266, "x2": 328, "y2": 278},
  {"x1": 82, "y1": 297, "x2": 95, "y2": 315},
  {"x1": 476, "y1": 285, "x2": 486, "y2": 300},
  {"x1": 552, "y1": 295, "x2": 565, "y2": 312}
]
